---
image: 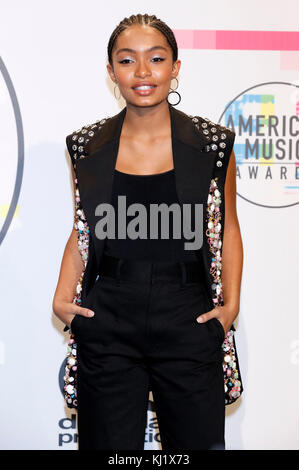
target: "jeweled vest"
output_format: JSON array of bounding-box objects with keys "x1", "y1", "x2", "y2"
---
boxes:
[{"x1": 63, "y1": 102, "x2": 244, "y2": 408}]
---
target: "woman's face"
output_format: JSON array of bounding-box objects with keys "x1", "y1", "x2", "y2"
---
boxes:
[{"x1": 107, "y1": 24, "x2": 181, "y2": 107}]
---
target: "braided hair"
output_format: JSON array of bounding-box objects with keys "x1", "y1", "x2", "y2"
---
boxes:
[{"x1": 107, "y1": 14, "x2": 178, "y2": 68}]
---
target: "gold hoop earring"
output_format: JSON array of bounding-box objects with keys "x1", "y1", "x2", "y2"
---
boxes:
[
  {"x1": 114, "y1": 83, "x2": 121, "y2": 100},
  {"x1": 167, "y1": 77, "x2": 181, "y2": 106},
  {"x1": 170, "y1": 77, "x2": 179, "y2": 91}
]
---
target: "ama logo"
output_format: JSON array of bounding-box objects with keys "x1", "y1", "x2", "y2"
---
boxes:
[{"x1": 219, "y1": 81, "x2": 299, "y2": 208}]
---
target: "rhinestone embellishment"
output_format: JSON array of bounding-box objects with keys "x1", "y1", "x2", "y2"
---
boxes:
[
  {"x1": 69, "y1": 116, "x2": 111, "y2": 161},
  {"x1": 64, "y1": 116, "x2": 110, "y2": 409},
  {"x1": 63, "y1": 175, "x2": 89, "y2": 409},
  {"x1": 189, "y1": 114, "x2": 230, "y2": 168},
  {"x1": 206, "y1": 177, "x2": 242, "y2": 405}
]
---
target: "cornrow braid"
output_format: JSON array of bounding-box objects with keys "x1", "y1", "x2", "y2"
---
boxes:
[{"x1": 107, "y1": 13, "x2": 178, "y2": 68}]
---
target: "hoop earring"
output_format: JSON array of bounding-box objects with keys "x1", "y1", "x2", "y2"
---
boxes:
[
  {"x1": 166, "y1": 77, "x2": 181, "y2": 106},
  {"x1": 114, "y1": 83, "x2": 121, "y2": 100}
]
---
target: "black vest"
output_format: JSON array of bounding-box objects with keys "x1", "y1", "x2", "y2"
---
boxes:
[{"x1": 65, "y1": 102, "x2": 244, "y2": 406}]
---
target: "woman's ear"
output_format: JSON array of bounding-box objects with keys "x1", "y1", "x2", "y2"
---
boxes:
[{"x1": 106, "y1": 63, "x2": 116, "y2": 83}]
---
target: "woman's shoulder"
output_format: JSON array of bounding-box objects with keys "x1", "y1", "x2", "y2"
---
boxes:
[
  {"x1": 186, "y1": 111, "x2": 235, "y2": 141},
  {"x1": 184, "y1": 110, "x2": 236, "y2": 171},
  {"x1": 65, "y1": 115, "x2": 112, "y2": 165}
]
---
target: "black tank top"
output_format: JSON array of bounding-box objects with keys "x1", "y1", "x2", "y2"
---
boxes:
[{"x1": 103, "y1": 168, "x2": 201, "y2": 262}]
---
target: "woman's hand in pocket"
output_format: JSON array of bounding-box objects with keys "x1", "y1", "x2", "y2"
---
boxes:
[
  {"x1": 196, "y1": 304, "x2": 238, "y2": 336},
  {"x1": 53, "y1": 298, "x2": 94, "y2": 329}
]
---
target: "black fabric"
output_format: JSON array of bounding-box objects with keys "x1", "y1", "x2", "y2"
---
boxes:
[
  {"x1": 72, "y1": 266, "x2": 225, "y2": 450},
  {"x1": 64, "y1": 105, "x2": 244, "y2": 417},
  {"x1": 99, "y1": 253, "x2": 206, "y2": 285},
  {"x1": 103, "y1": 168, "x2": 200, "y2": 262}
]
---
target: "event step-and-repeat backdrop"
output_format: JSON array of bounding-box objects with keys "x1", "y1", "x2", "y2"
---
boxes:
[{"x1": 0, "y1": 1, "x2": 298, "y2": 450}]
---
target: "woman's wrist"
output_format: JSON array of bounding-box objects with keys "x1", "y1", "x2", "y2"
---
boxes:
[
  {"x1": 52, "y1": 297, "x2": 74, "y2": 326},
  {"x1": 222, "y1": 301, "x2": 239, "y2": 324}
]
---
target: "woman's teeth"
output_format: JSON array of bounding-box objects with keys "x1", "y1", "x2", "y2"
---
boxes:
[{"x1": 133, "y1": 86, "x2": 155, "y2": 90}]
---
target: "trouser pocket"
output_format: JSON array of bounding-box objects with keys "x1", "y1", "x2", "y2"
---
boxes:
[
  {"x1": 212, "y1": 317, "x2": 225, "y2": 343},
  {"x1": 70, "y1": 313, "x2": 80, "y2": 332}
]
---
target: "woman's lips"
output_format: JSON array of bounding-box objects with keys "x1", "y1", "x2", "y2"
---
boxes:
[{"x1": 132, "y1": 85, "x2": 156, "y2": 96}]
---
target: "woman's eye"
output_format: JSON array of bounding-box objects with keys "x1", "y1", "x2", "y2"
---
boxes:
[
  {"x1": 152, "y1": 57, "x2": 165, "y2": 62},
  {"x1": 119, "y1": 59, "x2": 133, "y2": 64}
]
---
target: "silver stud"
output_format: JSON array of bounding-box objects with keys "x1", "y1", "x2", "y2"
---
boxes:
[
  {"x1": 212, "y1": 135, "x2": 219, "y2": 141},
  {"x1": 211, "y1": 144, "x2": 218, "y2": 151},
  {"x1": 91, "y1": 124, "x2": 97, "y2": 129},
  {"x1": 88, "y1": 130, "x2": 95, "y2": 137},
  {"x1": 78, "y1": 146, "x2": 84, "y2": 152},
  {"x1": 218, "y1": 151, "x2": 224, "y2": 158},
  {"x1": 78, "y1": 136, "x2": 84, "y2": 143},
  {"x1": 201, "y1": 122, "x2": 208, "y2": 128},
  {"x1": 210, "y1": 127, "x2": 217, "y2": 133},
  {"x1": 219, "y1": 142, "x2": 226, "y2": 148},
  {"x1": 216, "y1": 160, "x2": 223, "y2": 167},
  {"x1": 72, "y1": 134, "x2": 78, "y2": 141},
  {"x1": 99, "y1": 119, "x2": 106, "y2": 125},
  {"x1": 81, "y1": 129, "x2": 88, "y2": 134},
  {"x1": 203, "y1": 129, "x2": 209, "y2": 135},
  {"x1": 72, "y1": 144, "x2": 77, "y2": 151},
  {"x1": 220, "y1": 133, "x2": 227, "y2": 139},
  {"x1": 206, "y1": 145, "x2": 210, "y2": 152},
  {"x1": 192, "y1": 117, "x2": 199, "y2": 123}
]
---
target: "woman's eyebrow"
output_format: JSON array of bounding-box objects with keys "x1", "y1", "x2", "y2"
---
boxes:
[{"x1": 116, "y1": 46, "x2": 168, "y2": 55}]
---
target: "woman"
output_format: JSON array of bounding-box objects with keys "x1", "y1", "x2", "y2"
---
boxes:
[{"x1": 53, "y1": 13, "x2": 243, "y2": 451}]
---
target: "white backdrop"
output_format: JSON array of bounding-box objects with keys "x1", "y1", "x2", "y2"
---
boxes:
[{"x1": 0, "y1": 0, "x2": 298, "y2": 450}]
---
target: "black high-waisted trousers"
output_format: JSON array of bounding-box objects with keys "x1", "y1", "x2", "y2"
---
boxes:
[{"x1": 70, "y1": 254, "x2": 226, "y2": 450}]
